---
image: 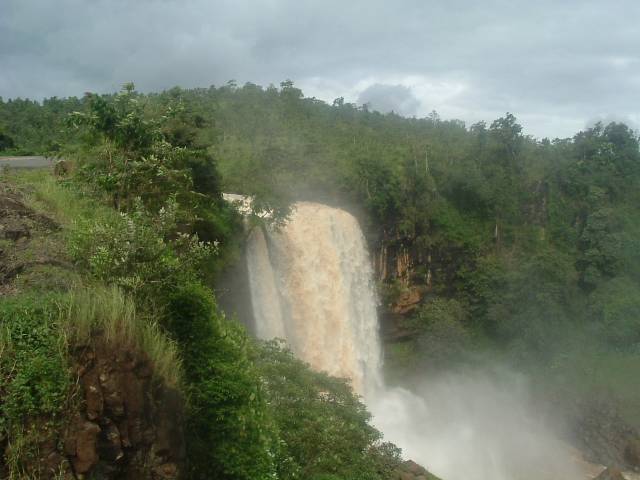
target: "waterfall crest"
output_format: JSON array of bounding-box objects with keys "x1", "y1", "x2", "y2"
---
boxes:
[{"x1": 246, "y1": 201, "x2": 382, "y2": 394}]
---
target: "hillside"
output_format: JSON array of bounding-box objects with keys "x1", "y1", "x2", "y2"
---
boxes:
[
  {"x1": 0, "y1": 90, "x2": 431, "y2": 479},
  {"x1": 1, "y1": 81, "x2": 640, "y2": 477}
]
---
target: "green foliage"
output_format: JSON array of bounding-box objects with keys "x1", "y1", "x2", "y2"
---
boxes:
[
  {"x1": 166, "y1": 282, "x2": 277, "y2": 480},
  {"x1": 0, "y1": 294, "x2": 70, "y2": 478},
  {"x1": 63, "y1": 84, "x2": 279, "y2": 479},
  {"x1": 0, "y1": 295, "x2": 69, "y2": 427},
  {"x1": 0, "y1": 129, "x2": 15, "y2": 151},
  {"x1": 413, "y1": 299, "x2": 471, "y2": 368},
  {"x1": 590, "y1": 276, "x2": 640, "y2": 350},
  {"x1": 69, "y1": 195, "x2": 216, "y2": 304},
  {"x1": 0, "y1": 96, "x2": 83, "y2": 155},
  {"x1": 4, "y1": 79, "x2": 640, "y2": 460},
  {"x1": 68, "y1": 84, "x2": 235, "y2": 251},
  {"x1": 254, "y1": 340, "x2": 401, "y2": 480},
  {"x1": 62, "y1": 285, "x2": 183, "y2": 387}
]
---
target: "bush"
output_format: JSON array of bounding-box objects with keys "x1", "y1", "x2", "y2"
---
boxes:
[
  {"x1": 413, "y1": 298, "x2": 471, "y2": 368},
  {"x1": 0, "y1": 294, "x2": 70, "y2": 478},
  {"x1": 591, "y1": 276, "x2": 640, "y2": 350},
  {"x1": 69, "y1": 196, "x2": 215, "y2": 304},
  {"x1": 166, "y1": 282, "x2": 277, "y2": 480},
  {"x1": 254, "y1": 340, "x2": 401, "y2": 480}
]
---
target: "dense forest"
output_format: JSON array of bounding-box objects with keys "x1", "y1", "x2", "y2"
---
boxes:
[{"x1": 1, "y1": 81, "x2": 639, "y2": 478}]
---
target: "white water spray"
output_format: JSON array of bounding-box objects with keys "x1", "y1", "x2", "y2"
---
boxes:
[{"x1": 243, "y1": 200, "x2": 583, "y2": 480}]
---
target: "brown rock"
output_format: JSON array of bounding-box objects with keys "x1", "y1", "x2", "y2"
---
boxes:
[
  {"x1": 398, "y1": 472, "x2": 415, "y2": 480},
  {"x1": 22, "y1": 333, "x2": 185, "y2": 479},
  {"x1": 53, "y1": 159, "x2": 69, "y2": 177},
  {"x1": 73, "y1": 421, "x2": 101, "y2": 474},
  {"x1": 393, "y1": 287, "x2": 423, "y2": 314},
  {"x1": 123, "y1": 370, "x2": 145, "y2": 416},
  {"x1": 2, "y1": 220, "x2": 30, "y2": 241},
  {"x1": 97, "y1": 418, "x2": 124, "y2": 462},
  {"x1": 64, "y1": 434, "x2": 77, "y2": 456},
  {"x1": 100, "y1": 371, "x2": 125, "y2": 417},
  {"x1": 83, "y1": 370, "x2": 104, "y2": 421}
]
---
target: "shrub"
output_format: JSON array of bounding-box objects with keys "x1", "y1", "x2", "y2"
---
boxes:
[
  {"x1": 166, "y1": 282, "x2": 277, "y2": 480},
  {"x1": 69, "y1": 196, "x2": 215, "y2": 305},
  {"x1": 254, "y1": 340, "x2": 401, "y2": 480},
  {"x1": 414, "y1": 298, "x2": 471, "y2": 368},
  {"x1": 0, "y1": 294, "x2": 70, "y2": 478}
]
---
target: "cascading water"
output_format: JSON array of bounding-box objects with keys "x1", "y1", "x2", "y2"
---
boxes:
[
  {"x1": 242, "y1": 200, "x2": 583, "y2": 480},
  {"x1": 246, "y1": 202, "x2": 382, "y2": 394}
]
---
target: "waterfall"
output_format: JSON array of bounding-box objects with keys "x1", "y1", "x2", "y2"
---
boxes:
[
  {"x1": 240, "y1": 198, "x2": 583, "y2": 480},
  {"x1": 246, "y1": 202, "x2": 382, "y2": 394}
]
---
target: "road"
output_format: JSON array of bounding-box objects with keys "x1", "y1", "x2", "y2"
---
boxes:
[{"x1": 0, "y1": 156, "x2": 52, "y2": 169}]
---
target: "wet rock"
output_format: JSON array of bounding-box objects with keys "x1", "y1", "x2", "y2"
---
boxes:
[
  {"x1": 571, "y1": 399, "x2": 640, "y2": 471},
  {"x1": 393, "y1": 286, "x2": 424, "y2": 315}
]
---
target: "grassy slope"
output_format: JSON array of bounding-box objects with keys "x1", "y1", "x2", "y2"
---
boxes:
[
  {"x1": 4, "y1": 168, "x2": 182, "y2": 385},
  {"x1": 0, "y1": 168, "x2": 184, "y2": 477}
]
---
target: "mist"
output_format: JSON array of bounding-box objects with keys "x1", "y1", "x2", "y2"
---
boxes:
[{"x1": 370, "y1": 368, "x2": 583, "y2": 480}]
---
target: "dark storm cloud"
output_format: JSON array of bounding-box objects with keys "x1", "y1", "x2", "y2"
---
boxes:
[{"x1": 1, "y1": 0, "x2": 639, "y2": 138}]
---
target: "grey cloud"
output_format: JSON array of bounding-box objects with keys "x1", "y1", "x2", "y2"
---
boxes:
[
  {"x1": 1, "y1": 0, "x2": 640, "y2": 138},
  {"x1": 586, "y1": 114, "x2": 640, "y2": 132},
  {"x1": 358, "y1": 84, "x2": 421, "y2": 116}
]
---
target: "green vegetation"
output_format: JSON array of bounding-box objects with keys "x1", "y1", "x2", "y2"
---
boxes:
[
  {"x1": 1, "y1": 78, "x2": 639, "y2": 475},
  {"x1": 0, "y1": 294, "x2": 70, "y2": 480},
  {"x1": 255, "y1": 340, "x2": 401, "y2": 480},
  {"x1": 1, "y1": 84, "x2": 402, "y2": 478},
  {"x1": 63, "y1": 285, "x2": 182, "y2": 388},
  {"x1": 166, "y1": 282, "x2": 277, "y2": 479}
]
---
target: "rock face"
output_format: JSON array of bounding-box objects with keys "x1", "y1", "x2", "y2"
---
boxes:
[
  {"x1": 63, "y1": 338, "x2": 185, "y2": 479},
  {"x1": 0, "y1": 342, "x2": 184, "y2": 479},
  {"x1": 374, "y1": 232, "x2": 464, "y2": 344},
  {"x1": 0, "y1": 340, "x2": 185, "y2": 480}
]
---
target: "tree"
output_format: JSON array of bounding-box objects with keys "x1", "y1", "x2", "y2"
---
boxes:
[
  {"x1": 0, "y1": 130, "x2": 15, "y2": 150},
  {"x1": 490, "y1": 112, "x2": 523, "y2": 166}
]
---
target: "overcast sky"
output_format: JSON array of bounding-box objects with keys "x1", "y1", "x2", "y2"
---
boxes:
[{"x1": 1, "y1": 0, "x2": 639, "y2": 138}]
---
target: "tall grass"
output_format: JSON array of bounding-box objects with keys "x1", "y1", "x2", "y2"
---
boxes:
[
  {"x1": 9, "y1": 168, "x2": 118, "y2": 227},
  {"x1": 61, "y1": 285, "x2": 183, "y2": 388}
]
